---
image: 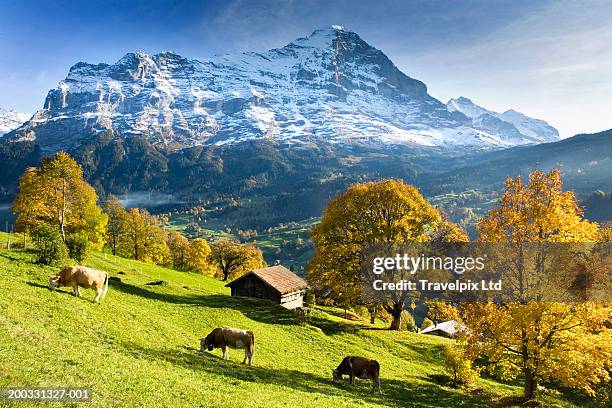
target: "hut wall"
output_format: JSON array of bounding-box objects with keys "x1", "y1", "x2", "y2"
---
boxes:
[
  {"x1": 230, "y1": 275, "x2": 280, "y2": 303},
  {"x1": 279, "y1": 290, "x2": 305, "y2": 309}
]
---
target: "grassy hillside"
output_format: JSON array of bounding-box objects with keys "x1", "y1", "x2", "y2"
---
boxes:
[{"x1": 0, "y1": 236, "x2": 594, "y2": 407}]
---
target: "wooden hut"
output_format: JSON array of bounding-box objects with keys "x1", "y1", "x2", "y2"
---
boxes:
[
  {"x1": 419, "y1": 320, "x2": 465, "y2": 338},
  {"x1": 225, "y1": 265, "x2": 309, "y2": 309}
]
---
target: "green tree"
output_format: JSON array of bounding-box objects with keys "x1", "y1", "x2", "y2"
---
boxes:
[
  {"x1": 65, "y1": 233, "x2": 89, "y2": 263},
  {"x1": 31, "y1": 224, "x2": 68, "y2": 266}
]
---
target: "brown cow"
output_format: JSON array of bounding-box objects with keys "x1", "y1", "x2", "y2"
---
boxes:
[
  {"x1": 200, "y1": 327, "x2": 254, "y2": 365},
  {"x1": 332, "y1": 356, "x2": 381, "y2": 393},
  {"x1": 49, "y1": 266, "x2": 109, "y2": 303}
]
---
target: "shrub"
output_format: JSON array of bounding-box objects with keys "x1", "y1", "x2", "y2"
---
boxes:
[
  {"x1": 401, "y1": 310, "x2": 418, "y2": 332},
  {"x1": 444, "y1": 344, "x2": 479, "y2": 388},
  {"x1": 595, "y1": 381, "x2": 612, "y2": 407},
  {"x1": 304, "y1": 290, "x2": 316, "y2": 306},
  {"x1": 353, "y1": 305, "x2": 371, "y2": 321},
  {"x1": 421, "y1": 317, "x2": 434, "y2": 331},
  {"x1": 66, "y1": 233, "x2": 90, "y2": 263},
  {"x1": 31, "y1": 225, "x2": 68, "y2": 266}
]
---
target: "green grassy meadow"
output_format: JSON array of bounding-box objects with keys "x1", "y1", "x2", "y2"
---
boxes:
[{"x1": 0, "y1": 232, "x2": 594, "y2": 407}]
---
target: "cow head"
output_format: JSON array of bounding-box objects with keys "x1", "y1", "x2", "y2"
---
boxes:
[
  {"x1": 48, "y1": 275, "x2": 61, "y2": 290},
  {"x1": 332, "y1": 369, "x2": 342, "y2": 382},
  {"x1": 200, "y1": 336, "x2": 214, "y2": 352}
]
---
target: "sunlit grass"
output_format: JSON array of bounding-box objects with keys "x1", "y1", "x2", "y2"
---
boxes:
[{"x1": 0, "y1": 236, "x2": 593, "y2": 407}]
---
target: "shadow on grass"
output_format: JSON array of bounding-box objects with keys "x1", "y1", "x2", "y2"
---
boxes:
[
  {"x1": 318, "y1": 308, "x2": 362, "y2": 321},
  {"x1": 307, "y1": 315, "x2": 361, "y2": 336},
  {"x1": 26, "y1": 281, "x2": 49, "y2": 290},
  {"x1": 0, "y1": 251, "x2": 29, "y2": 263},
  {"x1": 26, "y1": 281, "x2": 99, "y2": 304},
  {"x1": 109, "y1": 279, "x2": 355, "y2": 332},
  {"x1": 115, "y1": 340, "x2": 499, "y2": 408},
  {"x1": 399, "y1": 342, "x2": 447, "y2": 366}
]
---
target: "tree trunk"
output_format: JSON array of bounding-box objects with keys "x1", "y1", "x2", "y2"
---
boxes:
[
  {"x1": 370, "y1": 313, "x2": 376, "y2": 324},
  {"x1": 389, "y1": 302, "x2": 403, "y2": 330},
  {"x1": 390, "y1": 315, "x2": 402, "y2": 330},
  {"x1": 60, "y1": 179, "x2": 67, "y2": 242},
  {"x1": 523, "y1": 368, "x2": 537, "y2": 400},
  {"x1": 23, "y1": 231, "x2": 27, "y2": 250},
  {"x1": 521, "y1": 325, "x2": 536, "y2": 400},
  {"x1": 222, "y1": 269, "x2": 229, "y2": 281}
]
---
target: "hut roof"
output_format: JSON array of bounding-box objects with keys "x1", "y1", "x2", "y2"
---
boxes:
[
  {"x1": 420, "y1": 320, "x2": 465, "y2": 337},
  {"x1": 226, "y1": 265, "x2": 308, "y2": 295}
]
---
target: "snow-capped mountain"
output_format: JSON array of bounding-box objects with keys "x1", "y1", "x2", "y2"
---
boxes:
[
  {"x1": 0, "y1": 109, "x2": 31, "y2": 136},
  {"x1": 4, "y1": 26, "x2": 557, "y2": 152},
  {"x1": 447, "y1": 97, "x2": 559, "y2": 144}
]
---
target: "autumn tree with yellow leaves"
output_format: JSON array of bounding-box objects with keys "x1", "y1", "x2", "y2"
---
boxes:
[
  {"x1": 12, "y1": 152, "x2": 107, "y2": 250},
  {"x1": 308, "y1": 179, "x2": 451, "y2": 330},
  {"x1": 464, "y1": 170, "x2": 612, "y2": 400},
  {"x1": 187, "y1": 238, "x2": 214, "y2": 274},
  {"x1": 168, "y1": 231, "x2": 191, "y2": 270},
  {"x1": 210, "y1": 238, "x2": 265, "y2": 281}
]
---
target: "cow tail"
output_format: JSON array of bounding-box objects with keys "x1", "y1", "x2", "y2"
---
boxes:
[
  {"x1": 102, "y1": 273, "x2": 109, "y2": 299},
  {"x1": 248, "y1": 331, "x2": 255, "y2": 353}
]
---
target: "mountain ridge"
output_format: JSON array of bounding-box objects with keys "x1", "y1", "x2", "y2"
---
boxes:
[
  {"x1": 446, "y1": 96, "x2": 559, "y2": 144},
  {"x1": 4, "y1": 26, "x2": 557, "y2": 153},
  {"x1": 0, "y1": 108, "x2": 31, "y2": 136}
]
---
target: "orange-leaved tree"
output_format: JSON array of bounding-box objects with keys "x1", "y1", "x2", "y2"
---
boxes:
[
  {"x1": 308, "y1": 179, "x2": 444, "y2": 330},
  {"x1": 12, "y1": 151, "x2": 107, "y2": 249},
  {"x1": 464, "y1": 170, "x2": 611, "y2": 400}
]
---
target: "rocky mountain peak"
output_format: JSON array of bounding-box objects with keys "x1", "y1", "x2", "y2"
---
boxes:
[
  {"x1": 447, "y1": 97, "x2": 559, "y2": 143},
  {"x1": 0, "y1": 108, "x2": 31, "y2": 136},
  {"x1": 3, "y1": 27, "x2": 558, "y2": 152}
]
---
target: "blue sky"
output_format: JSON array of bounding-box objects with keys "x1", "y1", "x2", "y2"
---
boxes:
[{"x1": 1, "y1": 0, "x2": 611, "y2": 137}]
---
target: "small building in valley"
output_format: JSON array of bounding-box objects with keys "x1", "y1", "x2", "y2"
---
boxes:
[{"x1": 225, "y1": 265, "x2": 309, "y2": 309}]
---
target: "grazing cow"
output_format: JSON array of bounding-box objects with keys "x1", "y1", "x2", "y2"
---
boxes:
[
  {"x1": 332, "y1": 356, "x2": 381, "y2": 393},
  {"x1": 200, "y1": 327, "x2": 254, "y2": 365},
  {"x1": 49, "y1": 266, "x2": 109, "y2": 303}
]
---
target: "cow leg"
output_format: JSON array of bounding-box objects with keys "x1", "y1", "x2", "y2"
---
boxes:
[
  {"x1": 93, "y1": 287, "x2": 102, "y2": 303},
  {"x1": 244, "y1": 348, "x2": 253, "y2": 365},
  {"x1": 372, "y1": 377, "x2": 382, "y2": 394},
  {"x1": 222, "y1": 346, "x2": 228, "y2": 360},
  {"x1": 349, "y1": 374, "x2": 355, "y2": 385},
  {"x1": 72, "y1": 284, "x2": 80, "y2": 297}
]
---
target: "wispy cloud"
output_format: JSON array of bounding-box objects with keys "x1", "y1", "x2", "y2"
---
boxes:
[{"x1": 401, "y1": 0, "x2": 612, "y2": 137}]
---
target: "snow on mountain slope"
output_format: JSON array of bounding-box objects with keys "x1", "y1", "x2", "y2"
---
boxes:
[
  {"x1": 0, "y1": 109, "x2": 31, "y2": 136},
  {"x1": 447, "y1": 97, "x2": 559, "y2": 143},
  {"x1": 4, "y1": 26, "x2": 557, "y2": 152}
]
